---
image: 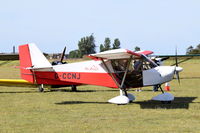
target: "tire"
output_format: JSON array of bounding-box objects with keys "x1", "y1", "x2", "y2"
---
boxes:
[
  {"x1": 39, "y1": 86, "x2": 44, "y2": 92},
  {"x1": 71, "y1": 85, "x2": 77, "y2": 92}
]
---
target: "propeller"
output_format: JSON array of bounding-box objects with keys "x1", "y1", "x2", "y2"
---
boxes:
[
  {"x1": 174, "y1": 47, "x2": 181, "y2": 84},
  {"x1": 51, "y1": 46, "x2": 67, "y2": 65},
  {"x1": 60, "y1": 46, "x2": 66, "y2": 64}
]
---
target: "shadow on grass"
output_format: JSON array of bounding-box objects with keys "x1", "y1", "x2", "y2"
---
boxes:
[
  {"x1": 134, "y1": 97, "x2": 197, "y2": 109},
  {"x1": 55, "y1": 101, "x2": 109, "y2": 105},
  {"x1": 0, "y1": 91, "x2": 39, "y2": 94},
  {"x1": 49, "y1": 89, "x2": 119, "y2": 93},
  {"x1": 55, "y1": 97, "x2": 198, "y2": 108}
]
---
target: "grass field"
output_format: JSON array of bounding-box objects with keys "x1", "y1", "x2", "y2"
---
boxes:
[{"x1": 0, "y1": 59, "x2": 200, "y2": 133}]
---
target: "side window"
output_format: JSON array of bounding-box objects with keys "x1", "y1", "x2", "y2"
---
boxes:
[
  {"x1": 111, "y1": 59, "x2": 128, "y2": 72},
  {"x1": 132, "y1": 56, "x2": 156, "y2": 71},
  {"x1": 132, "y1": 59, "x2": 143, "y2": 71},
  {"x1": 141, "y1": 55, "x2": 157, "y2": 69}
]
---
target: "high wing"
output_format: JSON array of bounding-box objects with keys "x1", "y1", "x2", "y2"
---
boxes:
[
  {"x1": 0, "y1": 79, "x2": 36, "y2": 87},
  {"x1": 151, "y1": 54, "x2": 200, "y2": 65},
  {"x1": 88, "y1": 49, "x2": 153, "y2": 60},
  {"x1": 153, "y1": 54, "x2": 200, "y2": 58}
]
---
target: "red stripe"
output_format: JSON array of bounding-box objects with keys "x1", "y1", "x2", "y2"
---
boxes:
[
  {"x1": 126, "y1": 49, "x2": 141, "y2": 56},
  {"x1": 137, "y1": 51, "x2": 153, "y2": 55},
  {"x1": 34, "y1": 71, "x2": 119, "y2": 88},
  {"x1": 86, "y1": 55, "x2": 102, "y2": 61}
]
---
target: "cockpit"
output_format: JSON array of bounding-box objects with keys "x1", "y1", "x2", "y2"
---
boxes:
[{"x1": 111, "y1": 55, "x2": 157, "y2": 88}]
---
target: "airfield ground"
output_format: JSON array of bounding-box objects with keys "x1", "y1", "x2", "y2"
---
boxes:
[{"x1": 0, "y1": 59, "x2": 200, "y2": 133}]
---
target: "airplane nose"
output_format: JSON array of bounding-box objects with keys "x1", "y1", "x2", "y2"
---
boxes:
[
  {"x1": 157, "y1": 66, "x2": 175, "y2": 78},
  {"x1": 175, "y1": 66, "x2": 183, "y2": 72}
]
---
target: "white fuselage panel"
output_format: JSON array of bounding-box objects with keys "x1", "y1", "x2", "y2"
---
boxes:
[
  {"x1": 143, "y1": 66, "x2": 175, "y2": 86},
  {"x1": 52, "y1": 60, "x2": 114, "y2": 73}
]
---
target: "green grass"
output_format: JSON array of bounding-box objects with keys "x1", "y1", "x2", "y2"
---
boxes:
[{"x1": 0, "y1": 60, "x2": 200, "y2": 133}]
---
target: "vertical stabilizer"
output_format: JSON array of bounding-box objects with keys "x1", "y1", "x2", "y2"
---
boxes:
[
  {"x1": 28, "y1": 43, "x2": 51, "y2": 68},
  {"x1": 19, "y1": 43, "x2": 51, "y2": 83}
]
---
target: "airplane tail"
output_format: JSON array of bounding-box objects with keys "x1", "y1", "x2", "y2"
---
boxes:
[{"x1": 18, "y1": 43, "x2": 52, "y2": 83}]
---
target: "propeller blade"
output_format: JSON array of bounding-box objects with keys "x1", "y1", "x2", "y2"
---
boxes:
[
  {"x1": 60, "y1": 46, "x2": 66, "y2": 63},
  {"x1": 174, "y1": 47, "x2": 181, "y2": 84},
  {"x1": 175, "y1": 70, "x2": 181, "y2": 84},
  {"x1": 175, "y1": 47, "x2": 178, "y2": 67}
]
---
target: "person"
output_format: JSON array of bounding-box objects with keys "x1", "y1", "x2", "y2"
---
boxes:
[{"x1": 133, "y1": 60, "x2": 142, "y2": 71}]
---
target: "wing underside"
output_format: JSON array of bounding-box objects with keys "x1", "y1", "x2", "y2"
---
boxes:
[{"x1": 88, "y1": 49, "x2": 153, "y2": 60}]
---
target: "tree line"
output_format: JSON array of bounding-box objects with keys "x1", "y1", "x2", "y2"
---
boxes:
[
  {"x1": 68, "y1": 34, "x2": 122, "y2": 58},
  {"x1": 68, "y1": 34, "x2": 200, "y2": 58},
  {"x1": 186, "y1": 44, "x2": 200, "y2": 54}
]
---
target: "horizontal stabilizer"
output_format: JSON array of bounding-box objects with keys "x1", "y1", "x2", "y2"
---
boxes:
[
  {"x1": 26, "y1": 66, "x2": 53, "y2": 70},
  {"x1": 0, "y1": 79, "x2": 36, "y2": 87}
]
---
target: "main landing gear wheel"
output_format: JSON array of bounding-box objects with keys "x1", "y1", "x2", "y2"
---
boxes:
[
  {"x1": 108, "y1": 89, "x2": 135, "y2": 105},
  {"x1": 38, "y1": 84, "x2": 44, "y2": 92},
  {"x1": 71, "y1": 85, "x2": 77, "y2": 92}
]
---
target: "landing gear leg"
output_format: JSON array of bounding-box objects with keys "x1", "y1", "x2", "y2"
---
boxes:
[
  {"x1": 108, "y1": 89, "x2": 135, "y2": 104},
  {"x1": 123, "y1": 89, "x2": 128, "y2": 97},
  {"x1": 71, "y1": 85, "x2": 77, "y2": 92},
  {"x1": 39, "y1": 84, "x2": 44, "y2": 92},
  {"x1": 158, "y1": 85, "x2": 164, "y2": 94}
]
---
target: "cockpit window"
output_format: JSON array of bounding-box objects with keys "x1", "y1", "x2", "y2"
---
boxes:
[
  {"x1": 111, "y1": 59, "x2": 128, "y2": 72},
  {"x1": 141, "y1": 54, "x2": 158, "y2": 69},
  {"x1": 111, "y1": 55, "x2": 156, "y2": 73},
  {"x1": 110, "y1": 55, "x2": 157, "y2": 88}
]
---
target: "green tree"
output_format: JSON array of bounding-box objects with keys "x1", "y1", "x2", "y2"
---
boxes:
[
  {"x1": 186, "y1": 44, "x2": 200, "y2": 54},
  {"x1": 100, "y1": 44, "x2": 104, "y2": 52},
  {"x1": 68, "y1": 50, "x2": 81, "y2": 58},
  {"x1": 134, "y1": 46, "x2": 141, "y2": 51},
  {"x1": 186, "y1": 46, "x2": 194, "y2": 54},
  {"x1": 103, "y1": 37, "x2": 111, "y2": 51},
  {"x1": 189, "y1": 49, "x2": 200, "y2": 54},
  {"x1": 78, "y1": 34, "x2": 96, "y2": 57},
  {"x1": 99, "y1": 37, "x2": 111, "y2": 52},
  {"x1": 112, "y1": 38, "x2": 120, "y2": 49}
]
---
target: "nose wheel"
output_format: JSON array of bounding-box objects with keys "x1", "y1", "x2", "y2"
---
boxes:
[{"x1": 152, "y1": 84, "x2": 174, "y2": 103}]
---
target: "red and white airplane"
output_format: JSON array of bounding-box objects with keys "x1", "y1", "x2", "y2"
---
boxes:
[{"x1": 0, "y1": 43, "x2": 183, "y2": 104}]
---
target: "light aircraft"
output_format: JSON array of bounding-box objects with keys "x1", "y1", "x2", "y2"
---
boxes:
[{"x1": 0, "y1": 43, "x2": 183, "y2": 104}]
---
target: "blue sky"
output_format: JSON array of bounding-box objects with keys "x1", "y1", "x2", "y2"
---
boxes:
[{"x1": 1, "y1": 0, "x2": 200, "y2": 54}]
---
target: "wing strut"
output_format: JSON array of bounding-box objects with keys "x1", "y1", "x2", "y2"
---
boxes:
[
  {"x1": 101, "y1": 56, "x2": 132, "y2": 91},
  {"x1": 100, "y1": 59, "x2": 120, "y2": 88},
  {"x1": 119, "y1": 56, "x2": 132, "y2": 95},
  {"x1": 101, "y1": 56, "x2": 135, "y2": 104}
]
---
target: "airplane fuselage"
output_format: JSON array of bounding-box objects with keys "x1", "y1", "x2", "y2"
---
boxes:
[{"x1": 33, "y1": 60, "x2": 181, "y2": 89}]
